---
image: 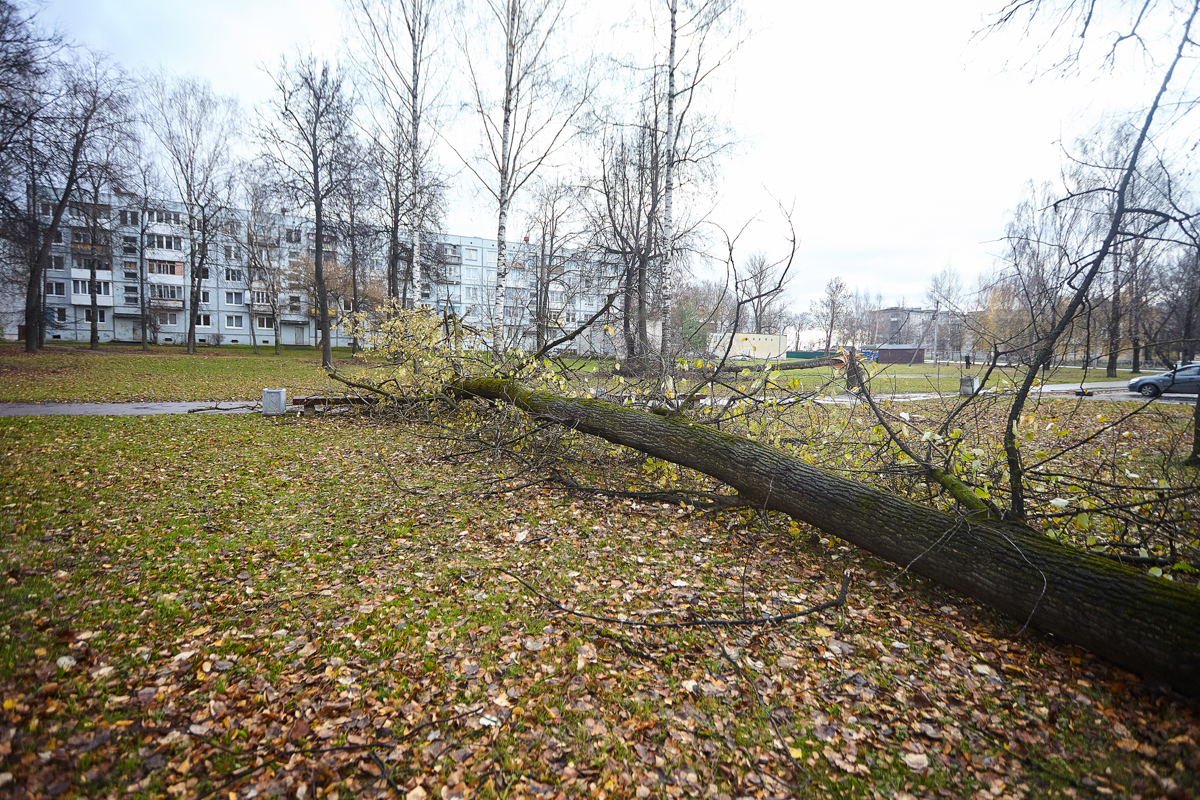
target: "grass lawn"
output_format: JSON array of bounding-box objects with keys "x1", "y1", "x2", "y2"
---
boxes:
[
  {"x1": 0, "y1": 343, "x2": 358, "y2": 403},
  {"x1": 0, "y1": 412, "x2": 1196, "y2": 799}
]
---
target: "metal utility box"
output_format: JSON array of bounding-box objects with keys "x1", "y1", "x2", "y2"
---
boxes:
[
  {"x1": 959, "y1": 376, "x2": 980, "y2": 396},
  {"x1": 261, "y1": 388, "x2": 288, "y2": 416}
]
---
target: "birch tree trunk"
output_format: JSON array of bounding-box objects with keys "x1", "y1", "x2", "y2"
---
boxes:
[
  {"x1": 491, "y1": 0, "x2": 517, "y2": 356},
  {"x1": 657, "y1": 0, "x2": 678, "y2": 362},
  {"x1": 410, "y1": 19, "x2": 423, "y2": 307}
]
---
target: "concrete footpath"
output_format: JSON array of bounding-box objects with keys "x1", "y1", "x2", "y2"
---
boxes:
[{"x1": 0, "y1": 401, "x2": 257, "y2": 416}]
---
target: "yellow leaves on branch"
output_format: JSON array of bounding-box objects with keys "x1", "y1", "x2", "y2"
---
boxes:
[{"x1": 357, "y1": 302, "x2": 460, "y2": 392}]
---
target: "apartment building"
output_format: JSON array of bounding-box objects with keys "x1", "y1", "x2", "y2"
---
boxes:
[{"x1": 16, "y1": 189, "x2": 620, "y2": 353}]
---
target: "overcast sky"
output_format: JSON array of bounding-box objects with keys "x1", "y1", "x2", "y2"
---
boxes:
[{"x1": 40, "y1": 0, "x2": 1169, "y2": 311}]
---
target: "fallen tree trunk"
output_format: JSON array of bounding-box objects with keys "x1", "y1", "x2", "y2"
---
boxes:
[{"x1": 457, "y1": 377, "x2": 1200, "y2": 694}]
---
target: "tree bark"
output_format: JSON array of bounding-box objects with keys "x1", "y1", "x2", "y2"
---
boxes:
[
  {"x1": 1185, "y1": 392, "x2": 1200, "y2": 467},
  {"x1": 456, "y1": 377, "x2": 1200, "y2": 695}
]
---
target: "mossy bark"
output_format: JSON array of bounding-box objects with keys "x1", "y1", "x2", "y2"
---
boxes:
[{"x1": 457, "y1": 377, "x2": 1200, "y2": 695}]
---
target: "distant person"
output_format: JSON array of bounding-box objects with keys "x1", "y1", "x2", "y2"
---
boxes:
[{"x1": 964, "y1": 354, "x2": 972, "y2": 368}]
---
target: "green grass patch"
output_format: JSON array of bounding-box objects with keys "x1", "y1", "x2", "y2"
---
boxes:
[{"x1": 0, "y1": 413, "x2": 1194, "y2": 799}]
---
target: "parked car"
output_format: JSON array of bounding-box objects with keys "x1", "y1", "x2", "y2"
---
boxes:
[{"x1": 1128, "y1": 364, "x2": 1200, "y2": 397}]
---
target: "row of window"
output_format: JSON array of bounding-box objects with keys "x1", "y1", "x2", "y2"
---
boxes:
[{"x1": 46, "y1": 307, "x2": 275, "y2": 331}]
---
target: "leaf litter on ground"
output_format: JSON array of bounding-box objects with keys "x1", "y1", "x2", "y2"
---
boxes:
[{"x1": 0, "y1": 413, "x2": 1195, "y2": 800}]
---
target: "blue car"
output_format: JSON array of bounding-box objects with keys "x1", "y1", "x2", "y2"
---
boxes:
[{"x1": 1128, "y1": 364, "x2": 1200, "y2": 397}]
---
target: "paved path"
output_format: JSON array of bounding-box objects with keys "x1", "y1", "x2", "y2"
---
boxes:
[
  {"x1": 0, "y1": 401, "x2": 257, "y2": 417},
  {"x1": 0, "y1": 380, "x2": 1194, "y2": 416}
]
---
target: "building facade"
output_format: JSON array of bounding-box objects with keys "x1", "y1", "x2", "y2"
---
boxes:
[{"x1": 12, "y1": 189, "x2": 621, "y2": 354}]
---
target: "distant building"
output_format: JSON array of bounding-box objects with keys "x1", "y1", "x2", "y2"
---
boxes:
[
  {"x1": 877, "y1": 343, "x2": 925, "y2": 364},
  {"x1": 708, "y1": 332, "x2": 789, "y2": 360},
  {"x1": 870, "y1": 305, "x2": 966, "y2": 363}
]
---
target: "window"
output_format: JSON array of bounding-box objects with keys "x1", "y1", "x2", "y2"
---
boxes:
[
  {"x1": 464, "y1": 267, "x2": 479, "y2": 280},
  {"x1": 225, "y1": 220, "x2": 241, "y2": 236},
  {"x1": 258, "y1": 316, "x2": 272, "y2": 329},
  {"x1": 224, "y1": 268, "x2": 243, "y2": 282},
  {"x1": 226, "y1": 291, "x2": 243, "y2": 305},
  {"x1": 253, "y1": 268, "x2": 266, "y2": 281},
  {"x1": 73, "y1": 280, "x2": 110, "y2": 296},
  {"x1": 252, "y1": 290, "x2": 270, "y2": 304},
  {"x1": 148, "y1": 260, "x2": 179, "y2": 275},
  {"x1": 285, "y1": 228, "x2": 300, "y2": 243},
  {"x1": 226, "y1": 314, "x2": 243, "y2": 329},
  {"x1": 158, "y1": 312, "x2": 177, "y2": 326},
  {"x1": 198, "y1": 267, "x2": 209, "y2": 280},
  {"x1": 464, "y1": 247, "x2": 480, "y2": 263},
  {"x1": 151, "y1": 234, "x2": 182, "y2": 250},
  {"x1": 224, "y1": 245, "x2": 239, "y2": 261},
  {"x1": 84, "y1": 308, "x2": 106, "y2": 323},
  {"x1": 72, "y1": 256, "x2": 110, "y2": 270},
  {"x1": 122, "y1": 236, "x2": 137, "y2": 255},
  {"x1": 149, "y1": 284, "x2": 182, "y2": 300},
  {"x1": 201, "y1": 290, "x2": 210, "y2": 304},
  {"x1": 72, "y1": 229, "x2": 91, "y2": 244},
  {"x1": 45, "y1": 281, "x2": 65, "y2": 296},
  {"x1": 41, "y1": 202, "x2": 51, "y2": 216},
  {"x1": 53, "y1": 229, "x2": 62, "y2": 244},
  {"x1": 154, "y1": 210, "x2": 181, "y2": 225},
  {"x1": 51, "y1": 256, "x2": 63, "y2": 270},
  {"x1": 119, "y1": 210, "x2": 139, "y2": 225},
  {"x1": 196, "y1": 313, "x2": 211, "y2": 327},
  {"x1": 53, "y1": 307, "x2": 66, "y2": 323},
  {"x1": 123, "y1": 262, "x2": 138, "y2": 280},
  {"x1": 123, "y1": 285, "x2": 138, "y2": 305},
  {"x1": 343, "y1": 298, "x2": 354, "y2": 312},
  {"x1": 288, "y1": 295, "x2": 301, "y2": 311}
]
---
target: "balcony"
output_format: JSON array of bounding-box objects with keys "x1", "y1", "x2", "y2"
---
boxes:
[{"x1": 71, "y1": 293, "x2": 113, "y2": 307}]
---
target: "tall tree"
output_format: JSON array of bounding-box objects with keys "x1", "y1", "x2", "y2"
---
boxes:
[
  {"x1": 242, "y1": 167, "x2": 287, "y2": 356},
  {"x1": 327, "y1": 137, "x2": 381, "y2": 354},
  {"x1": 257, "y1": 53, "x2": 353, "y2": 368},
  {"x1": 990, "y1": 0, "x2": 1200, "y2": 518},
  {"x1": 346, "y1": 0, "x2": 442, "y2": 308},
  {"x1": 114, "y1": 154, "x2": 168, "y2": 352},
  {"x1": 0, "y1": 0, "x2": 61, "y2": 214},
  {"x1": 20, "y1": 53, "x2": 127, "y2": 352},
  {"x1": 456, "y1": 0, "x2": 593, "y2": 355},
  {"x1": 524, "y1": 176, "x2": 589, "y2": 351},
  {"x1": 809, "y1": 276, "x2": 849, "y2": 355},
  {"x1": 145, "y1": 74, "x2": 239, "y2": 355},
  {"x1": 653, "y1": 0, "x2": 740, "y2": 360}
]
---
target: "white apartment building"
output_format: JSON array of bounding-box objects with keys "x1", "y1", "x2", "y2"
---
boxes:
[{"x1": 14, "y1": 189, "x2": 621, "y2": 354}]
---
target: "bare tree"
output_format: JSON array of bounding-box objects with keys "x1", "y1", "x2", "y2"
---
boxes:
[
  {"x1": 522, "y1": 176, "x2": 588, "y2": 351},
  {"x1": 738, "y1": 250, "x2": 789, "y2": 334},
  {"x1": 455, "y1": 0, "x2": 593, "y2": 355},
  {"x1": 346, "y1": 0, "x2": 444, "y2": 308},
  {"x1": 242, "y1": 169, "x2": 287, "y2": 356},
  {"x1": 0, "y1": 0, "x2": 61, "y2": 213},
  {"x1": 257, "y1": 53, "x2": 353, "y2": 368},
  {"x1": 808, "y1": 276, "x2": 848, "y2": 355},
  {"x1": 654, "y1": 0, "x2": 741, "y2": 361},
  {"x1": 145, "y1": 74, "x2": 239, "y2": 355},
  {"x1": 113, "y1": 153, "x2": 169, "y2": 352},
  {"x1": 17, "y1": 54, "x2": 129, "y2": 351},
  {"x1": 328, "y1": 137, "x2": 383, "y2": 353}
]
